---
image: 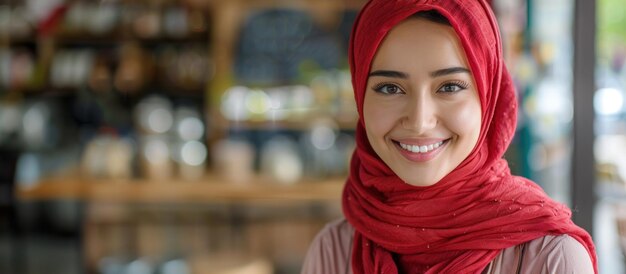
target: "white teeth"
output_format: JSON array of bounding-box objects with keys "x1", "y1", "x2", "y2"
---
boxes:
[
  {"x1": 398, "y1": 140, "x2": 444, "y2": 154},
  {"x1": 411, "y1": 146, "x2": 419, "y2": 153}
]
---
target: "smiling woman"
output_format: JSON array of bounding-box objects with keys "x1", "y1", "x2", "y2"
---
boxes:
[
  {"x1": 301, "y1": 1, "x2": 597, "y2": 274},
  {"x1": 364, "y1": 16, "x2": 481, "y2": 187}
]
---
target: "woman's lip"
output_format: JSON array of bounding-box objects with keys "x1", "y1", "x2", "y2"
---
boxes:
[
  {"x1": 393, "y1": 138, "x2": 450, "y2": 162},
  {"x1": 392, "y1": 138, "x2": 449, "y2": 146}
]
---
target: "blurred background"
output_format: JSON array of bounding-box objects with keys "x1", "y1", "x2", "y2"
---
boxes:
[{"x1": 0, "y1": 0, "x2": 624, "y2": 273}]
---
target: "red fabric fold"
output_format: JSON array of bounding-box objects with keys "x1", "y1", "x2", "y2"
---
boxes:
[{"x1": 342, "y1": 0, "x2": 598, "y2": 273}]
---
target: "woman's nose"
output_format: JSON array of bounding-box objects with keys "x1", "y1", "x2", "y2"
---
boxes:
[{"x1": 401, "y1": 94, "x2": 437, "y2": 133}]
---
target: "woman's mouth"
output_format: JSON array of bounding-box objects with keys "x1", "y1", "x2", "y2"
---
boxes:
[
  {"x1": 398, "y1": 140, "x2": 445, "y2": 153},
  {"x1": 392, "y1": 138, "x2": 450, "y2": 162}
]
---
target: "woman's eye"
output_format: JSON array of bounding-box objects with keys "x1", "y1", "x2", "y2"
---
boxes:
[
  {"x1": 374, "y1": 84, "x2": 403, "y2": 94},
  {"x1": 438, "y1": 82, "x2": 468, "y2": 93}
]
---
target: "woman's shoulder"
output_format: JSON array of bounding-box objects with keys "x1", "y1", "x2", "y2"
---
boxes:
[
  {"x1": 316, "y1": 218, "x2": 354, "y2": 238},
  {"x1": 492, "y1": 234, "x2": 594, "y2": 273},
  {"x1": 301, "y1": 218, "x2": 354, "y2": 274},
  {"x1": 302, "y1": 221, "x2": 594, "y2": 274}
]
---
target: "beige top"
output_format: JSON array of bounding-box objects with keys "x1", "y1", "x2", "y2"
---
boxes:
[{"x1": 302, "y1": 218, "x2": 594, "y2": 274}]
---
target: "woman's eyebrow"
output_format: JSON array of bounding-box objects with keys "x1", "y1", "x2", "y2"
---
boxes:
[
  {"x1": 368, "y1": 70, "x2": 409, "y2": 79},
  {"x1": 430, "y1": 67, "x2": 470, "y2": 77},
  {"x1": 368, "y1": 67, "x2": 470, "y2": 79}
]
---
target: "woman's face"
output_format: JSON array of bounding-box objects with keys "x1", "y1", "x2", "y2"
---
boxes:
[{"x1": 363, "y1": 17, "x2": 482, "y2": 187}]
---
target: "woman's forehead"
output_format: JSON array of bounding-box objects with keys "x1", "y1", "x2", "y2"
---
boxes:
[{"x1": 370, "y1": 18, "x2": 469, "y2": 73}]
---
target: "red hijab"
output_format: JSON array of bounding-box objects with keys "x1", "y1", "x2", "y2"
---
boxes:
[{"x1": 342, "y1": 0, "x2": 598, "y2": 273}]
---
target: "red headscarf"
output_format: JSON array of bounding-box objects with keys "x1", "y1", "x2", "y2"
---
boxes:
[{"x1": 342, "y1": 0, "x2": 598, "y2": 273}]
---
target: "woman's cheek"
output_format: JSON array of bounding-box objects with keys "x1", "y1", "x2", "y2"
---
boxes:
[
  {"x1": 450, "y1": 100, "x2": 482, "y2": 136},
  {"x1": 365, "y1": 101, "x2": 397, "y2": 137},
  {"x1": 364, "y1": 106, "x2": 382, "y2": 138}
]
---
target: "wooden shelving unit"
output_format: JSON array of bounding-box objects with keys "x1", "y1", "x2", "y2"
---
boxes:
[
  {"x1": 4, "y1": 1, "x2": 365, "y2": 272},
  {"x1": 222, "y1": 119, "x2": 357, "y2": 131},
  {"x1": 17, "y1": 175, "x2": 345, "y2": 203}
]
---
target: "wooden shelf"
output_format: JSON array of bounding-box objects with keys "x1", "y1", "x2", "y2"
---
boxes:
[
  {"x1": 52, "y1": 34, "x2": 210, "y2": 46},
  {"x1": 17, "y1": 175, "x2": 345, "y2": 203},
  {"x1": 222, "y1": 119, "x2": 357, "y2": 131}
]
